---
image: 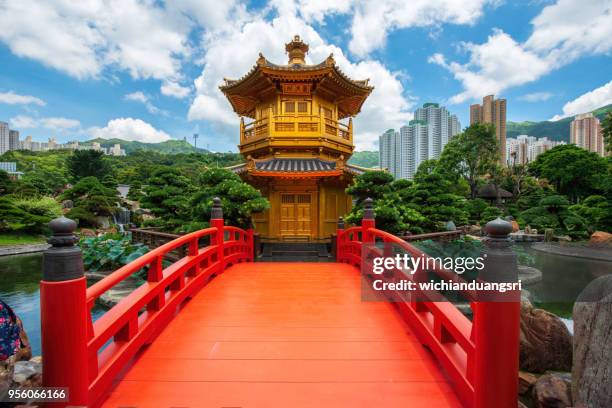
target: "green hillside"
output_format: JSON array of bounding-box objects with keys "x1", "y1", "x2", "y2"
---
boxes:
[
  {"x1": 507, "y1": 104, "x2": 611, "y2": 141},
  {"x1": 349, "y1": 151, "x2": 379, "y2": 168},
  {"x1": 82, "y1": 138, "x2": 207, "y2": 154}
]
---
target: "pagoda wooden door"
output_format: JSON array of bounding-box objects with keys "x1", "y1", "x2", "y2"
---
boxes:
[{"x1": 280, "y1": 193, "x2": 312, "y2": 240}]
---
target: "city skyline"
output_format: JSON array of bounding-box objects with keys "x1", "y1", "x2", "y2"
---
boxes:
[
  {"x1": 0, "y1": 121, "x2": 126, "y2": 156},
  {"x1": 380, "y1": 102, "x2": 461, "y2": 180},
  {"x1": 0, "y1": 1, "x2": 610, "y2": 152},
  {"x1": 506, "y1": 135, "x2": 565, "y2": 166}
]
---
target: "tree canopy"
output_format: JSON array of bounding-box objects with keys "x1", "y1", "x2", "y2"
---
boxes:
[
  {"x1": 66, "y1": 150, "x2": 113, "y2": 181},
  {"x1": 528, "y1": 144, "x2": 609, "y2": 201},
  {"x1": 187, "y1": 168, "x2": 269, "y2": 231},
  {"x1": 140, "y1": 166, "x2": 194, "y2": 231},
  {"x1": 437, "y1": 123, "x2": 499, "y2": 198},
  {"x1": 602, "y1": 111, "x2": 612, "y2": 154}
]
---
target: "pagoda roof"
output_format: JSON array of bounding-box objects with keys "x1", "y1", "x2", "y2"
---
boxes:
[
  {"x1": 228, "y1": 158, "x2": 370, "y2": 178},
  {"x1": 220, "y1": 52, "x2": 373, "y2": 119}
]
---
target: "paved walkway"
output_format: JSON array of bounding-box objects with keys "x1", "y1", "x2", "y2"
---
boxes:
[
  {"x1": 532, "y1": 242, "x2": 612, "y2": 262},
  {"x1": 102, "y1": 262, "x2": 461, "y2": 407},
  {"x1": 0, "y1": 243, "x2": 49, "y2": 257}
]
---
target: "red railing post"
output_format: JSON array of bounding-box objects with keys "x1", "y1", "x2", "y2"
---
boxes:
[
  {"x1": 336, "y1": 216, "x2": 344, "y2": 262},
  {"x1": 361, "y1": 197, "x2": 375, "y2": 243},
  {"x1": 40, "y1": 216, "x2": 89, "y2": 407},
  {"x1": 210, "y1": 197, "x2": 225, "y2": 272},
  {"x1": 246, "y1": 225, "x2": 254, "y2": 262},
  {"x1": 473, "y1": 218, "x2": 520, "y2": 408}
]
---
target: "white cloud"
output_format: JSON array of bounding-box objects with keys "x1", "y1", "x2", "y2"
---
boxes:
[
  {"x1": 0, "y1": 91, "x2": 46, "y2": 106},
  {"x1": 188, "y1": 8, "x2": 415, "y2": 150},
  {"x1": 40, "y1": 117, "x2": 81, "y2": 130},
  {"x1": 430, "y1": 0, "x2": 612, "y2": 103},
  {"x1": 518, "y1": 92, "x2": 553, "y2": 102},
  {"x1": 525, "y1": 0, "x2": 612, "y2": 66},
  {"x1": 89, "y1": 118, "x2": 171, "y2": 143},
  {"x1": 161, "y1": 81, "x2": 191, "y2": 99},
  {"x1": 166, "y1": 0, "x2": 241, "y2": 30},
  {"x1": 9, "y1": 115, "x2": 80, "y2": 131},
  {"x1": 124, "y1": 91, "x2": 148, "y2": 103},
  {"x1": 0, "y1": 0, "x2": 193, "y2": 80},
  {"x1": 551, "y1": 80, "x2": 612, "y2": 120},
  {"x1": 348, "y1": 0, "x2": 492, "y2": 57},
  {"x1": 124, "y1": 91, "x2": 168, "y2": 116},
  {"x1": 188, "y1": 94, "x2": 238, "y2": 125},
  {"x1": 429, "y1": 29, "x2": 551, "y2": 103},
  {"x1": 9, "y1": 115, "x2": 38, "y2": 128}
]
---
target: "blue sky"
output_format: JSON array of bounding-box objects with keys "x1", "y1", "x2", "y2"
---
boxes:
[{"x1": 0, "y1": 0, "x2": 610, "y2": 151}]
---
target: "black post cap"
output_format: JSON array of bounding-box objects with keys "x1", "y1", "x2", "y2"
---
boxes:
[
  {"x1": 47, "y1": 216, "x2": 78, "y2": 247},
  {"x1": 211, "y1": 197, "x2": 223, "y2": 219},
  {"x1": 484, "y1": 217, "x2": 513, "y2": 239},
  {"x1": 363, "y1": 197, "x2": 375, "y2": 220},
  {"x1": 43, "y1": 216, "x2": 84, "y2": 281}
]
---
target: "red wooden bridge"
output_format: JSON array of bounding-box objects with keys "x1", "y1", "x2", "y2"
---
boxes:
[{"x1": 40, "y1": 198, "x2": 520, "y2": 408}]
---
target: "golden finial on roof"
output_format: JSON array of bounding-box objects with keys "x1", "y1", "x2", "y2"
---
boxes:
[
  {"x1": 325, "y1": 53, "x2": 335, "y2": 66},
  {"x1": 285, "y1": 35, "x2": 309, "y2": 65},
  {"x1": 256, "y1": 52, "x2": 266, "y2": 66}
]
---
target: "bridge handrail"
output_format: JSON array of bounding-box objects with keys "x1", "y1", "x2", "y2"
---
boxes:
[
  {"x1": 335, "y1": 198, "x2": 520, "y2": 408},
  {"x1": 86, "y1": 227, "x2": 217, "y2": 304},
  {"x1": 367, "y1": 228, "x2": 477, "y2": 302},
  {"x1": 40, "y1": 198, "x2": 255, "y2": 408}
]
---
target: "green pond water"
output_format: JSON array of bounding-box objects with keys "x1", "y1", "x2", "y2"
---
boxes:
[
  {"x1": 0, "y1": 252, "x2": 104, "y2": 356},
  {"x1": 0, "y1": 243, "x2": 609, "y2": 355}
]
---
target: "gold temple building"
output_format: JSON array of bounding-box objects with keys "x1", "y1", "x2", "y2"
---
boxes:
[{"x1": 222, "y1": 36, "x2": 373, "y2": 242}]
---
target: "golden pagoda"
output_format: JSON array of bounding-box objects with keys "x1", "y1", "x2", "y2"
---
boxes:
[{"x1": 222, "y1": 35, "x2": 373, "y2": 241}]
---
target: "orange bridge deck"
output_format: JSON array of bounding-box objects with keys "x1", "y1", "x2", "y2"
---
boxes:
[{"x1": 102, "y1": 262, "x2": 462, "y2": 408}]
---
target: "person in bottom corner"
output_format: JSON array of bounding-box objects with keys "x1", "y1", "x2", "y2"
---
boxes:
[{"x1": 0, "y1": 298, "x2": 31, "y2": 363}]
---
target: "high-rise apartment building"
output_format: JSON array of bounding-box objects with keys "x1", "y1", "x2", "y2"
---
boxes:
[
  {"x1": 9, "y1": 130, "x2": 20, "y2": 151},
  {"x1": 506, "y1": 135, "x2": 563, "y2": 165},
  {"x1": 0, "y1": 121, "x2": 9, "y2": 155},
  {"x1": 379, "y1": 103, "x2": 460, "y2": 180},
  {"x1": 379, "y1": 129, "x2": 400, "y2": 177},
  {"x1": 570, "y1": 113, "x2": 604, "y2": 156},
  {"x1": 470, "y1": 94, "x2": 507, "y2": 163}
]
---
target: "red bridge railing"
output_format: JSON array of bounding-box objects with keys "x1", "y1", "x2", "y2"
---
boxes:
[
  {"x1": 336, "y1": 198, "x2": 520, "y2": 408},
  {"x1": 40, "y1": 198, "x2": 253, "y2": 407}
]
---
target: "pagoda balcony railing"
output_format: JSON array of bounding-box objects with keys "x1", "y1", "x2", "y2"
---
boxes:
[{"x1": 241, "y1": 114, "x2": 352, "y2": 144}]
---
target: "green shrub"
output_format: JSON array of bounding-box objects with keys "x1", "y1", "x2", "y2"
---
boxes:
[
  {"x1": 0, "y1": 196, "x2": 60, "y2": 233},
  {"x1": 569, "y1": 195, "x2": 612, "y2": 232},
  {"x1": 12, "y1": 197, "x2": 62, "y2": 219},
  {"x1": 67, "y1": 206, "x2": 100, "y2": 227}
]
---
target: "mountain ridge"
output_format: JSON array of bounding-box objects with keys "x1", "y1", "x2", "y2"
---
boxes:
[
  {"x1": 506, "y1": 104, "x2": 611, "y2": 141},
  {"x1": 81, "y1": 138, "x2": 207, "y2": 154}
]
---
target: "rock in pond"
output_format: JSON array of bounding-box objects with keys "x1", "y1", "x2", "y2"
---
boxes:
[
  {"x1": 520, "y1": 300, "x2": 572, "y2": 373},
  {"x1": 588, "y1": 231, "x2": 612, "y2": 247},
  {"x1": 532, "y1": 373, "x2": 572, "y2": 408},
  {"x1": 518, "y1": 371, "x2": 538, "y2": 395},
  {"x1": 572, "y1": 275, "x2": 612, "y2": 408},
  {"x1": 12, "y1": 360, "x2": 42, "y2": 384}
]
